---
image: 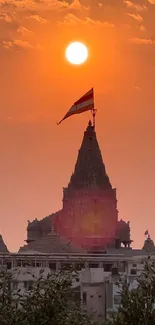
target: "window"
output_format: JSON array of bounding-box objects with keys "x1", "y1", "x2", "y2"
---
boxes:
[
  {"x1": 16, "y1": 260, "x2": 22, "y2": 267},
  {"x1": 60, "y1": 263, "x2": 72, "y2": 270},
  {"x1": 114, "y1": 295, "x2": 121, "y2": 305},
  {"x1": 22, "y1": 260, "x2": 35, "y2": 267},
  {"x1": 73, "y1": 291, "x2": 81, "y2": 304},
  {"x1": 24, "y1": 281, "x2": 33, "y2": 290},
  {"x1": 130, "y1": 269, "x2": 137, "y2": 275},
  {"x1": 36, "y1": 262, "x2": 41, "y2": 267},
  {"x1": 90, "y1": 295, "x2": 94, "y2": 298},
  {"x1": 98, "y1": 295, "x2": 102, "y2": 298},
  {"x1": 7, "y1": 262, "x2": 11, "y2": 269},
  {"x1": 12, "y1": 281, "x2": 18, "y2": 290},
  {"x1": 24, "y1": 281, "x2": 27, "y2": 289},
  {"x1": 75, "y1": 263, "x2": 85, "y2": 270},
  {"x1": 31, "y1": 260, "x2": 35, "y2": 267},
  {"x1": 89, "y1": 263, "x2": 99, "y2": 268},
  {"x1": 22, "y1": 262, "x2": 26, "y2": 267},
  {"x1": 41, "y1": 261, "x2": 47, "y2": 267},
  {"x1": 112, "y1": 267, "x2": 118, "y2": 275},
  {"x1": 132, "y1": 264, "x2": 137, "y2": 267},
  {"x1": 104, "y1": 264, "x2": 112, "y2": 272},
  {"x1": 83, "y1": 292, "x2": 87, "y2": 305},
  {"x1": 49, "y1": 263, "x2": 56, "y2": 270},
  {"x1": 22, "y1": 261, "x2": 32, "y2": 267}
]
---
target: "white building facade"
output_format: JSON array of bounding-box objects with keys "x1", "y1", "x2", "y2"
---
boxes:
[{"x1": 0, "y1": 251, "x2": 153, "y2": 323}]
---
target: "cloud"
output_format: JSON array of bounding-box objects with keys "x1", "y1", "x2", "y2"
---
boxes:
[
  {"x1": 27, "y1": 14, "x2": 48, "y2": 24},
  {"x1": 0, "y1": 0, "x2": 69, "y2": 15},
  {"x1": 134, "y1": 85, "x2": 142, "y2": 92},
  {"x1": 69, "y1": 0, "x2": 89, "y2": 11},
  {"x1": 0, "y1": 12, "x2": 13, "y2": 22},
  {"x1": 0, "y1": 0, "x2": 39, "y2": 10},
  {"x1": 124, "y1": 1, "x2": 147, "y2": 11},
  {"x1": 130, "y1": 37, "x2": 155, "y2": 44},
  {"x1": 0, "y1": 0, "x2": 89, "y2": 18},
  {"x1": 17, "y1": 26, "x2": 33, "y2": 35},
  {"x1": 0, "y1": 0, "x2": 84, "y2": 12},
  {"x1": 85, "y1": 17, "x2": 115, "y2": 27},
  {"x1": 2, "y1": 40, "x2": 12, "y2": 49},
  {"x1": 2, "y1": 39, "x2": 40, "y2": 50},
  {"x1": 147, "y1": 0, "x2": 155, "y2": 4},
  {"x1": 58, "y1": 13, "x2": 115, "y2": 28},
  {"x1": 127, "y1": 13, "x2": 143, "y2": 22},
  {"x1": 139, "y1": 25, "x2": 146, "y2": 31}
]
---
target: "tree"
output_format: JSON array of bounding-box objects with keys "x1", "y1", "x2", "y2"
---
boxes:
[
  {"x1": 106, "y1": 260, "x2": 155, "y2": 325},
  {"x1": 0, "y1": 268, "x2": 95, "y2": 325}
]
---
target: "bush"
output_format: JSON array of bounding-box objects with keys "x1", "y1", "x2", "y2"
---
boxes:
[
  {"x1": 106, "y1": 260, "x2": 155, "y2": 325},
  {"x1": 0, "y1": 268, "x2": 95, "y2": 325}
]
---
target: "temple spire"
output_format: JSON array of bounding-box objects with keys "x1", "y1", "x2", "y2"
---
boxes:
[
  {"x1": 67, "y1": 121, "x2": 112, "y2": 190},
  {"x1": 0, "y1": 234, "x2": 9, "y2": 252}
]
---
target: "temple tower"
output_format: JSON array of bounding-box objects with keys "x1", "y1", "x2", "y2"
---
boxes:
[
  {"x1": 23, "y1": 120, "x2": 131, "y2": 253},
  {"x1": 54, "y1": 121, "x2": 118, "y2": 249}
]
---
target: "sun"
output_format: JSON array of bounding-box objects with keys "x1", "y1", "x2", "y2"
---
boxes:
[{"x1": 65, "y1": 42, "x2": 88, "y2": 65}]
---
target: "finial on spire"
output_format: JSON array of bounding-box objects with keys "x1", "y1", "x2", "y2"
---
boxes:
[
  {"x1": 144, "y1": 230, "x2": 150, "y2": 239},
  {"x1": 92, "y1": 108, "x2": 97, "y2": 129}
]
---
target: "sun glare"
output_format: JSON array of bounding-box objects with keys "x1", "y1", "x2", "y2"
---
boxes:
[{"x1": 65, "y1": 42, "x2": 88, "y2": 65}]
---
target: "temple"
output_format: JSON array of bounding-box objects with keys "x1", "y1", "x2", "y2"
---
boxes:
[
  {"x1": 19, "y1": 121, "x2": 131, "y2": 253},
  {"x1": 0, "y1": 234, "x2": 9, "y2": 253}
]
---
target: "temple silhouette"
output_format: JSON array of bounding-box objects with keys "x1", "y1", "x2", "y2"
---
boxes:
[{"x1": 19, "y1": 121, "x2": 132, "y2": 253}]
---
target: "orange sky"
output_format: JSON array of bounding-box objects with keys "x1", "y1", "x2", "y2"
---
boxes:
[{"x1": 0, "y1": 0, "x2": 155, "y2": 252}]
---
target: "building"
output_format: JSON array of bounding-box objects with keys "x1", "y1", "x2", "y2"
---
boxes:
[
  {"x1": 19, "y1": 120, "x2": 131, "y2": 253},
  {"x1": 1, "y1": 120, "x2": 155, "y2": 323},
  {"x1": 0, "y1": 248, "x2": 155, "y2": 323}
]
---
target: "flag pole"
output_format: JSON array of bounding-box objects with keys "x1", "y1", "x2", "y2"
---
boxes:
[
  {"x1": 92, "y1": 109, "x2": 96, "y2": 129},
  {"x1": 92, "y1": 87, "x2": 97, "y2": 129}
]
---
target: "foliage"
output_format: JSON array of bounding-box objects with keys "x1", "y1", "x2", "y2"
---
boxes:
[
  {"x1": 0, "y1": 268, "x2": 94, "y2": 325},
  {"x1": 106, "y1": 260, "x2": 155, "y2": 325}
]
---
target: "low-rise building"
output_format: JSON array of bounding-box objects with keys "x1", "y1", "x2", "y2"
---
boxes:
[{"x1": 0, "y1": 249, "x2": 154, "y2": 323}]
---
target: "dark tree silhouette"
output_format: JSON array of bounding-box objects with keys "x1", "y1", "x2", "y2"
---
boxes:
[
  {"x1": 106, "y1": 260, "x2": 155, "y2": 325},
  {"x1": 0, "y1": 268, "x2": 95, "y2": 325}
]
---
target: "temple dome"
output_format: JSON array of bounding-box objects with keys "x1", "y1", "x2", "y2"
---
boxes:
[
  {"x1": 116, "y1": 219, "x2": 131, "y2": 243},
  {"x1": 27, "y1": 218, "x2": 40, "y2": 229},
  {"x1": 19, "y1": 228, "x2": 82, "y2": 254}
]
